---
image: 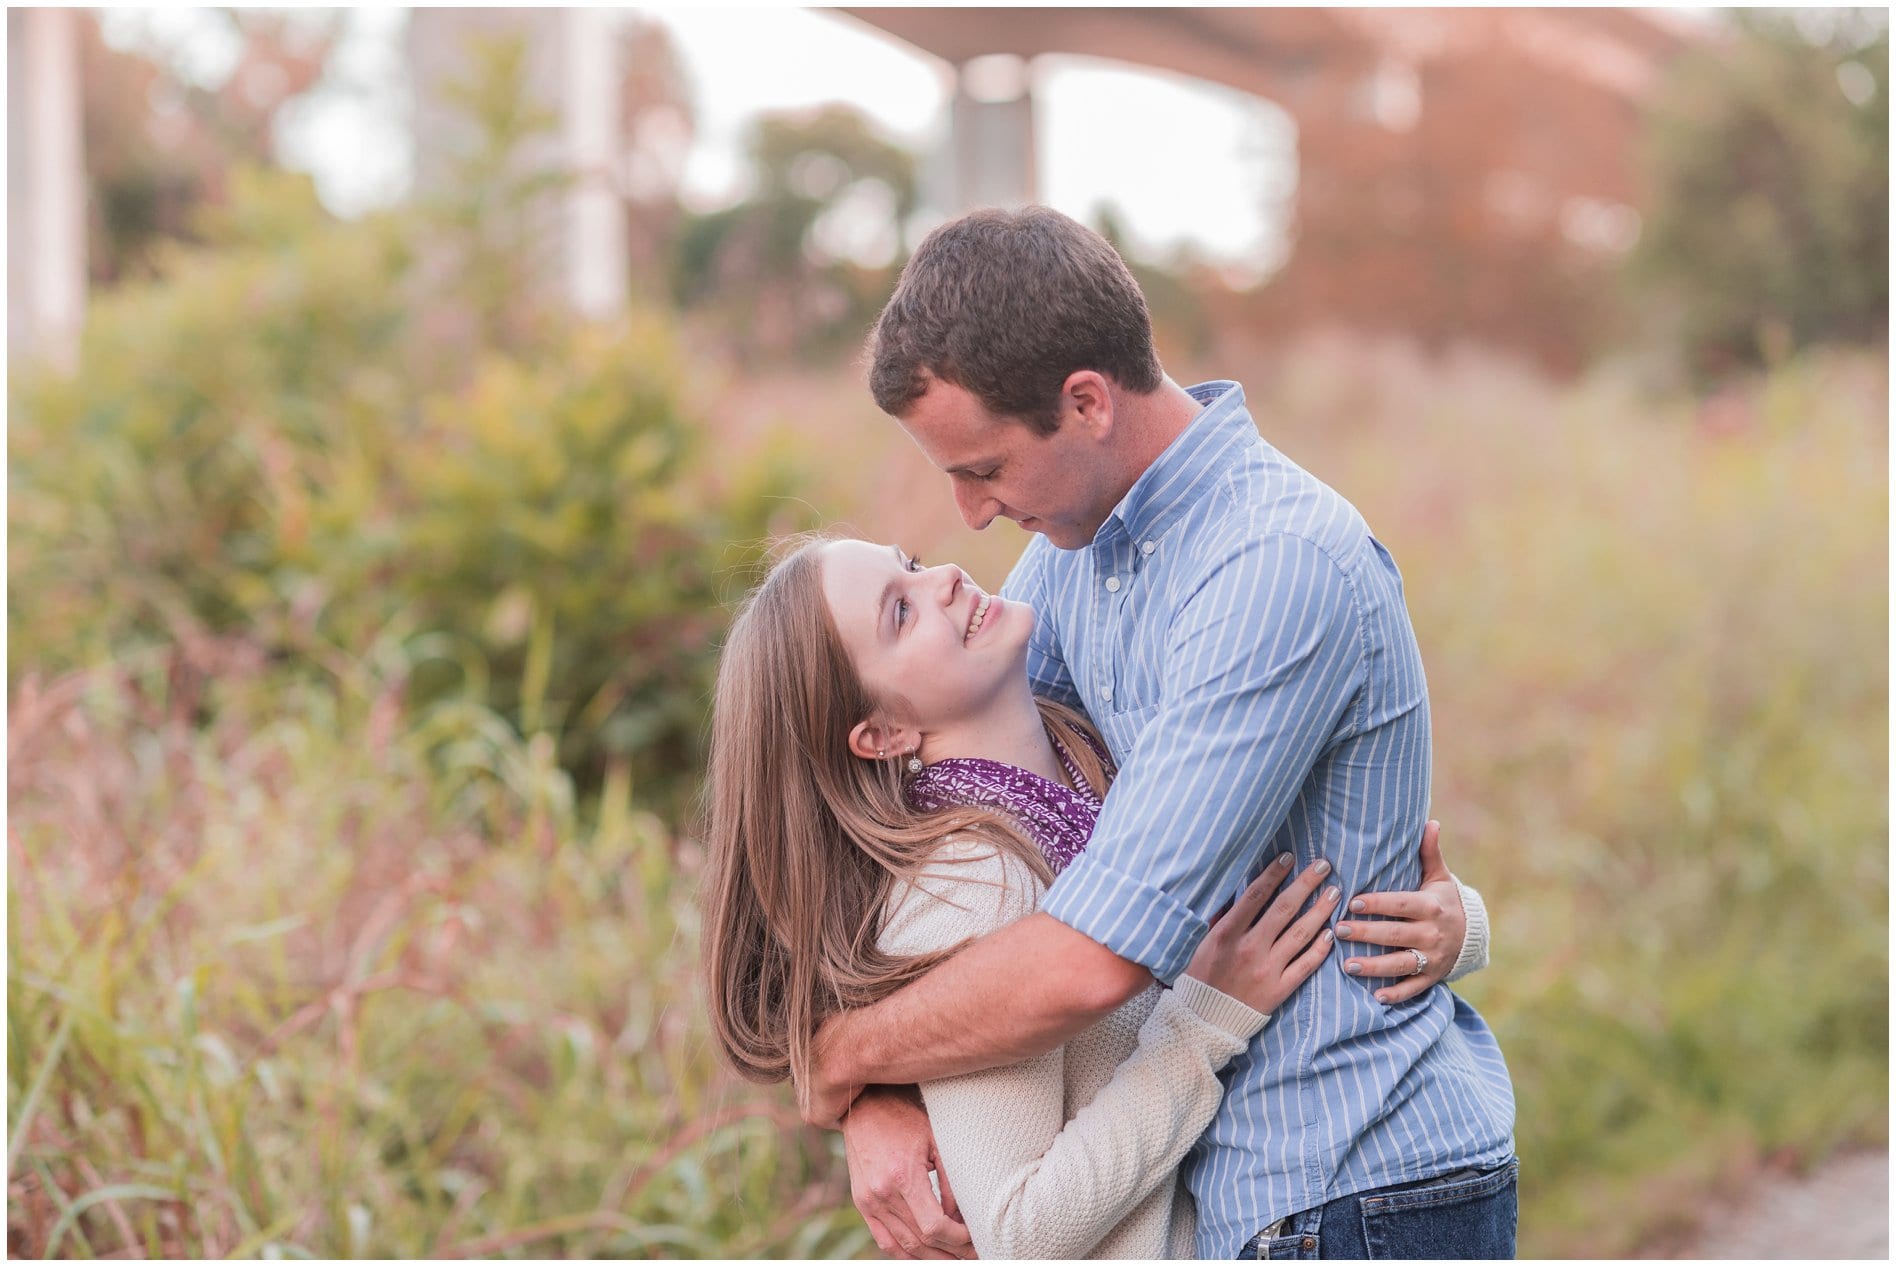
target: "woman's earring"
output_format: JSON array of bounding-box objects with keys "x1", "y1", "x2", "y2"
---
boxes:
[{"x1": 907, "y1": 754, "x2": 923, "y2": 774}]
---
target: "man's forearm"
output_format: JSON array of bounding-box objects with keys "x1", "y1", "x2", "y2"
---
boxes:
[{"x1": 817, "y1": 911, "x2": 1151, "y2": 1095}]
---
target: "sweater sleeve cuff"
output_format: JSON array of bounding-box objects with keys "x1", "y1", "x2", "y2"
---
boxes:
[
  {"x1": 1447, "y1": 879, "x2": 1490, "y2": 983},
  {"x1": 1168, "y1": 974, "x2": 1271, "y2": 1042}
]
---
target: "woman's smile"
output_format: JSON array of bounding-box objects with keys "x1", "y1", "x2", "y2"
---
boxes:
[{"x1": 964, "y1": 592, "x2": 997, "y2": 643}]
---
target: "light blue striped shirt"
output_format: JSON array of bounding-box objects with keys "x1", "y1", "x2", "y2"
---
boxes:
[{"x1": 1001, "y1": 380, "x2": 1515, "y2": 1258}]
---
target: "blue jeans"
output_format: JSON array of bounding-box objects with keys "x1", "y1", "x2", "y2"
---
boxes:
[{"x1": 1236, "y1": 1159, "x2": 1519, "y2": 1259}]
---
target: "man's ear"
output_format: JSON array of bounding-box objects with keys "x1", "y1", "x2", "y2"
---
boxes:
[
  {"x1": 1060, "y1": 370, "x2": 1115, "y2": 439},
  {"x1": 847, "y1": 716, "x2": 921, "y2": 763}
]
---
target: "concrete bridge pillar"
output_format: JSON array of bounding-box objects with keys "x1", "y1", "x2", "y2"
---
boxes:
[
  {"x1": 947, "y1": 54, "x2": 1037, "y2": 211},
  {"x1": 8, "y1": 8, "x2": 87, "y2": 371}
]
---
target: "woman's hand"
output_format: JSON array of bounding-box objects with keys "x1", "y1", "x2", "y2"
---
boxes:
[
  {"x1": 1335, "y1": 820, "x2": 1464, "y2": 1004},
  {"x1": 1184, "y1": 854, "x2": 1340, "y2": 1015}
]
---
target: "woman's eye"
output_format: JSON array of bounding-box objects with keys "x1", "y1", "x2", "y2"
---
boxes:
[
  {"x1": 905, "y1": 555, "x2": 924, "y2": 573},
  {"x1": 896, "y1": 597, "x2": 912, "y2": 626}
]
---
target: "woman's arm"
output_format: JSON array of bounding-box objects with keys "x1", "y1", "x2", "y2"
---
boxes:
[
  {"x1": 879, "y1": 845, "x2": 1334, "y2": 1260},
  {"x1": 1447, "y1": 880, "x2": 1489, "y2": 982},
  {"x1": 919, "y1": 976, "x2": 1258, "y2": 1259},
  {"x1": 877, "y1": 845, "x2": 1253, "y2": 1259}
]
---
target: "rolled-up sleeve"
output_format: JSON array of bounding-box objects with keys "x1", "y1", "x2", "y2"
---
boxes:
[{"x1": 1040, "y1": 531, "x2": 1364, "y2": 983}]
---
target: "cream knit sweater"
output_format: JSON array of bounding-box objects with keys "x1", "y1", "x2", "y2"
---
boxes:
[{"x1": 877, "y1": 838, "x2": 1492, "y2": 1260}]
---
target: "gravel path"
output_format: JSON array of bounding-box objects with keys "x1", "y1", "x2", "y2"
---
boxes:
[{"x1": 1673, "y1": 1149, "x2": 1887, "y2": 1259}]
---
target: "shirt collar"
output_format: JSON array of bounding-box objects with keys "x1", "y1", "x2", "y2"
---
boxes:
[{"x1": 1101, "y1": 380, "x2": 1256, "y2": 548}]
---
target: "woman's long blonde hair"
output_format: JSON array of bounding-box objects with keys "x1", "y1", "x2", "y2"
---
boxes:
[{"x1": 700, "y1": 534, "x2": 1112, "y2": 1094}]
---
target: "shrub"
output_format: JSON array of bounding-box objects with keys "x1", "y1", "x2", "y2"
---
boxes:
[
  {"x1": 1628, "y1": 11, "x2": 1888, "y2": 375},
  {"x1": 10, "y1": 39, "x2": 812, "y2": 804}
]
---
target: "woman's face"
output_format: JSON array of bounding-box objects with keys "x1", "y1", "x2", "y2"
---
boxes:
[{"x1": 819, "y1": 539, "x2": 1033, "y2": 750}]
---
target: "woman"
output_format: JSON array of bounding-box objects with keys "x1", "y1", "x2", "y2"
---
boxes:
[{"x1": 702, "y1": 534, "x2": 1489, "y2": 1259}]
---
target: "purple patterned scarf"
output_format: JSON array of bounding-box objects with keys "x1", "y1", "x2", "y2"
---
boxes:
[{"x1": 904, "y1": 734, "x2": 1107, "y2": 874}]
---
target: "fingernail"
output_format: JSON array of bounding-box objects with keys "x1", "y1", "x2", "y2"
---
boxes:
[
  {"x1": 1320, "y1": 929, "x2": 1333, "y2": 942},
  {"x1": 1277, "y1": 852, "x2": 1295, "y2": 868},
  {"x1": 1312, "y1": 859, "x2": 1331, "y2": 876},
  {"x1": 1335, "y1": 922, "x2": 1353, "y2": 937},
  {"x1": 1345, "y1": 961, "x2": 1362, "y2": 975},
  {"x1": 1351, "y1": 898, "x2": 1367, "y2": 913},
  {"x1": 1323, "y1": 886, "x2": 1340, "y2": 903}
]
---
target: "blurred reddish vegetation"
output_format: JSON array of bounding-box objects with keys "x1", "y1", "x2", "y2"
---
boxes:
[{"x1": 1222, "y1": 9, "x2": 1693, "y2": 376}]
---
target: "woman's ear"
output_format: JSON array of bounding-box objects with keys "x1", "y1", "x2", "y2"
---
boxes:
[{"x1": 848, "y1": 717, "x2": 920, "y2": 763}]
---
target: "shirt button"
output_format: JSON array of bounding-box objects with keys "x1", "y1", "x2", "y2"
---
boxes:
[
  {"x1": 1100, "y1": 685, "x2": 1114, "y2": 703},
  {"x1": 1104, "y1": 576, "x2": 1121, "y2": 593},
  {"x1": 1141, "y1": 540, "x2": 1156, "y2": 556}
]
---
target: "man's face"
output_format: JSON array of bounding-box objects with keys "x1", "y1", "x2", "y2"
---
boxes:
[{"x1": 896, "y1": 378, "x2": 1116, "y2": 550}]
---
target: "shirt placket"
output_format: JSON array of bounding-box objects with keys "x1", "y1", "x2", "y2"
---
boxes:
[{"x1": 1090, "y1": 524, "x2": 1138, "y2": 712}]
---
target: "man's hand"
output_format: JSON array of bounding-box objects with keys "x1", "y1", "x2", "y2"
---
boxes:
[
  {"x1": 1334, "y1": 820, "x2": 1466, "y2": 1004},
  {"x1": 842, "y1": 1085, "x2": 977, "y2": 1260}
]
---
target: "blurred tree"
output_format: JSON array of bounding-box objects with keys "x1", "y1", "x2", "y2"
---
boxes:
[
  {"x1": 410, "y1": 30, "x2": 572, "y2": 364},
  {"x1": 12, "y1": 38, "x2": 810, "y2": 809},
  {"x1": 671, "y1": 103, "x2": 918, "y2": 357},
  {"x1": 614, "y1": 18, "x2": 697, "y2": 298},
  {"x1": 1628, "y1": 9, "x2": 1888, "y2": 376},
  {"x1": 1090, "y1": 203, "x2": 1214, "y2": 361},
  {"x1": 76, "y1": 10, "x2": 338, "y2": 284}
]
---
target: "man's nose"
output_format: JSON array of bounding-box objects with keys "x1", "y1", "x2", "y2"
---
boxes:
[{"x1": 953, "y1": 480, "x2": 997, "y2": 531}]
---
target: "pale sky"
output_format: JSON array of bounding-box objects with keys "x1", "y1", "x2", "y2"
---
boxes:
[{"x1": 97, "y1": 6, "x2": 1297, "y2": 275}]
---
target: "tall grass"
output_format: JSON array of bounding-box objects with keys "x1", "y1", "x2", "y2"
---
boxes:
[{"x1": 8, "y1": 647, "x2": 866, "y2": 1258}]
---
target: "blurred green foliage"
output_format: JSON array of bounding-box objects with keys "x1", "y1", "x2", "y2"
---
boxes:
[
  {"x1": 77, "y1": 10, "x2": 341, "y2": 286},
  {"x1": 10, "y1": 38, "x2": 807, "y2": 807},
  {"x1": 671, "y1": 103, "x2": 917, "y2": 359},
  {"x1": 395, "y1": 324, "x2": 800, "y2": 800},
  {"x1": 1630, "y1": 10, "x2": 1888, "y2": 376}
]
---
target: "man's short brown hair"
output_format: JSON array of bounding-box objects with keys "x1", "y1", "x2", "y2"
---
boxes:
[{"x1": 867, "y1": 206, "x2": 1164, "y2": 436}]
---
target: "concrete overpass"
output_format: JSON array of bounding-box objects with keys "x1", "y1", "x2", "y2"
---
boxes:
[
  {"x1": 841, "y1": 7, "x2": 1694, "y2": 208},
  {"x1": 840, "y1": 7, "x2": 1704, "y2": 368}
]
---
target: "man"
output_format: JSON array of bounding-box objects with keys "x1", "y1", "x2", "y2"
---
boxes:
[{"x1": 801, "y1": 207, "x2": 1517, "y2": 1259}]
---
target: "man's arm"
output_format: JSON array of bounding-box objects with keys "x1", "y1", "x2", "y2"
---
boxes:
[
  {"x1": 812, "y1": 531, "x2": 1363, "y2": 1123},
  {"x1": 842, "y1": 1086, "x2": 974, "y2": 1259},
  {"x1": 1039, "y1": 531, "x2": 1366, "y2": 982},
  {"x1": 805, "y1": 911, "x2": 1149, "y2": 1127}
]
